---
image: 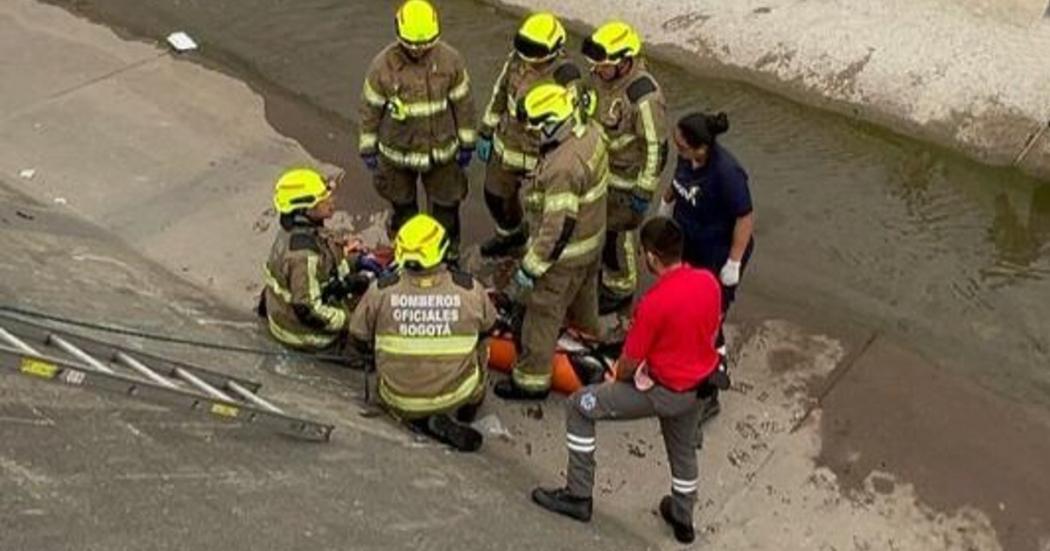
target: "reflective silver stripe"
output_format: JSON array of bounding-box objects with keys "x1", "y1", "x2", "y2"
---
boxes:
[
  {"x1": 359, "y1": 132, "x2": 378, "y2": 152},
  {"x1": 609, "y1": 173, "x2": 636, "y2": 190},
  {"x1": 482, "y1": 59, "x2": 511, "y2": 129},
  {"x1": 493, "y1": 134, "x2": 538, "y2": 171},
  {"x1": 601, "y1": 231, "x2": 638, "y2": 294},
  {"x1": 543, "y1": 191, "x2": 579, "y2": 215},
  {"x1": 506, "y1": 92, "x2": 517, "y2": 115},
  {"x1": 306, "y1": 255, "x2": 347, "y2": 332},
  {"x1": 448, "y1": 70, "x2": 471, "y2": 101},
  {"x1": 379, "y1": 365, "x2": 482, "y2": 414},
  {"x1": 375, "y1": 334, "x2": 479, "y2": 356},
  {"x1": 362, "y1": 79, "x2": 386, "y2": 107},
  {"x1": 267, "y1": 317, "x2": 338, "y2": 349},
  {"x1": 263, "y1": 266, "x2": 292, "y2": 302},
  {"x1": 567, "y1": 433, "x2": 595, "y2": 445},
  {"x1": 608, "y1": 133, "x2": 636, "y2": 151},
  {"x1": 637, "y1": 99, "x2": 661, "y2": 192},
  {"x1": 400, "y1": 99, "x2": 450, "y2": 118},
  {"x1": 521, "y1": 227, "x2": 604, "y2": 277},
  {"x1": 671, "y1": 477, "x2": 699, "y2": 494},
  {"x1": 582, "y1": 174, "x2": 608, "y2": 204},
  {"x1": 567, "y1": 441, "x2": 596, "y2": 453},
  {"x1": 458, "y1": 128, "x2": 477, "y2": 145},
  {"x1": 512, "y1": 367, "x2": 551, "y2": 391},
  {"x1": 378, "y1": 140, "x2": 460, "y2": 170}
]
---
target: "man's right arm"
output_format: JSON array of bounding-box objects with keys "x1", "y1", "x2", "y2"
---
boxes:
[
  {"x1": 287, "y1": 250, "x2": 348, "y2": 332},
  {"x1": 615, "y1": 299, "x2": 655, "y2": 381},
  {"x1": 479, "y1": 56, "x2": 512, "y2": 138},
  {"x1": 358, "y1": 58, "x2": 386, "y2": 157}
]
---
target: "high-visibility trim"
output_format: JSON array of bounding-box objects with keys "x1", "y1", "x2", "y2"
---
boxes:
[
  {"x1": 482, "y1": 59, "x2": 512, "y2": 130},
  {"x1": 307, "y1": 255, "x2": 347, "y2": 332},
  {"x1": 567, "y1": 433, "x2": 595, "y2": 445},
  {"x1": 671, "y1": 477, "x2": 699, "y2": 494},
  {"x1": 493, "y1": 134, "x2": 538, "y2": 171},
  {"x1": 567, "y1": 441, "x2": 596, "y2": 454},
  {"x1": 637, "y1": 99, "x2": 662, "y2": 192},
  {"x1": 379, "y1": 365, "x2": 482, "y2": 414},
  {"x1": 521, "y1": 249, "x2": 550, "y2": 277},
  {"x1": 608, "y1": 133, "x2": 636, "y2": 151},
  {"x1": 337, "y1": 258, "x2": 351, "y2": 278},
  {"x1": 512, "y1": 367, "x2": 552, "y2": 391},
  {"x1": 378, "y1": 140, "x2": 460, "y2": 170},
  {"x1": 495, "y1": 224, "x2": 523, "y2": 237},
  {"x1": 506, "y1": 92, "x2": 517, "y2": 116},
  {"x1": 581, "y1": 174, "x2": 608, "y2": 204},
  {"x1": 359, "y1": 132, "x2": 378, "y2": 152},
  {"x1": 601, "y1": 231, "x2": 638, "y2": 294},
  {"x1": 375, "y1": 334, "x2": 479, "y2": 356},
  {"x1": 522, "y1": 226, "x2": 604, "y2": 276},
  {"x1": 362, "y1": 80, "x2": 387, "y2": 108},
  {"x1": 543, "y1": 191, "x2": 579, "y2": 215},
  {"x1": 609, "y1": 173, "x2": 636, "y2": 190},
  {"x1": 458, "y1": 128, "x2": 477, "y2": 145},
  {"x1": 399, "y1": 98, "x2": 451, "y2": 118},
  {"x1": 448, "y1": 71, "x2": 471, "y2": 101},
  {"x1": 267, "y1": 316, "x2": 339, "y2": 349},
  {"x1": 263, "y1": 266, "x2": 292, "y2": 302}
]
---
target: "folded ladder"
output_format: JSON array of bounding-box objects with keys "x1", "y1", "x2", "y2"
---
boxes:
[{"x1": 0, "y1": 313, "x2": 333, "y2": 442}]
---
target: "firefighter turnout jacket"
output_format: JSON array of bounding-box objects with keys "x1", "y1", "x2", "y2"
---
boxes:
[
  {"x1": 521, "y1": 119, "x2": 609, "y2": 278},
  {"x1": 350, "y1": 267, "x2": 497, "y2": 419},
  {"x1": 592, "y1": 59, "x2": 667, "y2": 200},
  {"x1": 359, "y1": 42, "x2": 476, "y2": 172},
  {"x1": 480, "y1": 53, "x2": 584, "y2": 173},
  {"x1": 264, "y1": 216, "x2": 354, "y2": 350}
]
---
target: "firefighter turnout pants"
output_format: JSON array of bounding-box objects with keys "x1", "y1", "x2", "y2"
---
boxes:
[
  {"x1": 512, "y1": 260, "x2": 601, "y2": 392},
  {"x1": 374, "y1": 158, "x2": 468, "y2": 249},
  {"x1": 600, "y1": 190, "x2": 645, "y2": 300},
  {"x1": 565, "y1": 381, "x2": 701, "y2": 521},
  {"x1": 483, "y1": 157, "x2": 527, "y2": 238}
]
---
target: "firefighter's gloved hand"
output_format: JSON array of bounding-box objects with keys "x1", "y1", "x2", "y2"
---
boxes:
[
  {"x1": 477, "y1": 135, "x2": 493, "y2": 163},
  {"x1": 457, "y1": 148, "x2": 474, "y2": 168},
  {"x1": 720, "y1": 259, "x2": 741, "y2": 287},
  {"x1": 629, "y1": 194, "x2": 650, "y2": 215},
  {"x1": 356, "y1": 254, "x2": 385, "y2": 276},
  {"x1": 361, "y1": 152, "x2": 378, "y2": 172},
  {"x1": 657, "y1": 198, "x2": 674, "y2": 217},
  {"x1": 347, "y1": 273, "x2": 373, "y2": 296},
  {"x1": 506, "y1": 268, "x2": 535, "y2": 302}
]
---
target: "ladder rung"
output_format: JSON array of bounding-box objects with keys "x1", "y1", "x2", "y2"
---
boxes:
[
  {"x1": 114, "y1": 352, "x2": 178, "y2": 389},
  {"x1": 173, "y1": 367, "x2": 232, "y2": 401},
  {"x1": 0, "y1": 327, "x2": 40, "y2": 355},
  {"x1": 228, "y1": 381, "x2": 283, "y2": 414},
  {"x1": 47, "y1": 334, "x2": 116, "y2": 375}
]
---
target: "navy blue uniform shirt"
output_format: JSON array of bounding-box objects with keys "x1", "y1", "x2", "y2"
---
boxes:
[{"x1": 671, "y1": 143, "x2": 754, "y2": 270}]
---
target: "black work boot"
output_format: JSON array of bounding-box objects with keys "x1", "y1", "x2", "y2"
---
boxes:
[
  {"x1": 493, "y1": 379, "x2": 549, "y2": 401},
  {"x1": 426, "y1": 414, "x2": 483, "y2": 452},
  {"x1": 480, "y1": 230, "x2": 527, "y2": 258},
  {"x1": 532, "y1": 487, "x2": 592, "y2": 522},
  {"x1": 659, "y1": 495, "x2": 696, "y2": 544},
  {"x1": 598, "y1": 289, "x2": 633, "y2": 316}
]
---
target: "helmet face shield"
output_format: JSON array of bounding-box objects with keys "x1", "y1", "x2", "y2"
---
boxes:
[
  {"x1": 514, "y1": 33, "x2": 561, "y2": 63},
  {"x1": 581, "y1": 36, "x2": 612, "y2": 65}
]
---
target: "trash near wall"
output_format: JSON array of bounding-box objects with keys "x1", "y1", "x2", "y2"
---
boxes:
[{"x1": 487, "y1": 0, "x2": 1050, "y2": 180}]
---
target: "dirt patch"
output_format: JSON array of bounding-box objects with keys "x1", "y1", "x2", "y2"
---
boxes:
[{"x1": 817, "y1": 339, "x2": 1050, "y2": 551}]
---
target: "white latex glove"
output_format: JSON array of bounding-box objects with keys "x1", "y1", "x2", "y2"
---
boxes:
[
  {"x1": 657, "y1": 198, "x2": 674, "y2": 217},
  {"x1": 720, "y1": 259, "x2": 742, "y2": 287}
]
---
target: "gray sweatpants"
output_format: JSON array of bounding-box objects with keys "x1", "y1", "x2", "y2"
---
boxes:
[{"x1": 565, "y1": 381, "x2": 701, "y2": 521}]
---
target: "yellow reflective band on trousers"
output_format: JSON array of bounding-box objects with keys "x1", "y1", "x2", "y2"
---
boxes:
[
  {"x1": 448, "y1": 71, "x2": 471, "y2": 101},
  {"x1": 522, "y1": 228, "x2": 605, "y2": 277},
  {"x1": 307, "y1": 255, "x2": 347, "y2": 332},
  {"x1": 458, "y1": 128, "x2": 477, "y2": 145},
  {"x1": 375, "y1": 334, "x2": 479, "y2": 356},
  {"x1": 360, "y1": 132, "x2": 378, "y2": 152},
  {"x1": 608, "y1": 134, "x2": 636, "y2": 152},
  {"x1": 609, "y1": 173, "x2": 637, "y2": 191},
  {"x1": 601, "y1": 231, "x2": 638, "y2": 295},
  {"x1": 494, "y1": 134, "x2": 538, "y2": 171},
  {"x1": 378, "y1": 140, "x2": 460, "y2": 171},
  {"x1": 512, "y1": 367, "x2": 552, "y2": 391},
  {"x1": 267, "y1": 317, "x2": 338, "y2": 349},
  {"x1": 637, "y1": 100, "x2": 661, "y2": 193},
  {"x1": 379, "y1": 365, "x2": 482, "y2": 414}
]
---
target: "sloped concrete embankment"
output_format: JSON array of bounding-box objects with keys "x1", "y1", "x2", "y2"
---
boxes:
[{"x1": 486, "y1": 0, "x2": 1050, "y2": 180}]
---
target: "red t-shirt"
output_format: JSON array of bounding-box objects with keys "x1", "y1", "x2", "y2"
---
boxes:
[{"x1": 623, "y1": 265, "x2": 722, "y2": 392}]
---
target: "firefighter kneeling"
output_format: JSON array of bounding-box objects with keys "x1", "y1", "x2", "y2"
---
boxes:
[{"x1": 350, "y1": 214, "x2": 498, "y2": 452}]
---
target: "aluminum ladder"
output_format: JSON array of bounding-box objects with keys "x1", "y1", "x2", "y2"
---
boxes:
[{"x1": 0, "y1": 312, "x2": 333, "y2": 442}]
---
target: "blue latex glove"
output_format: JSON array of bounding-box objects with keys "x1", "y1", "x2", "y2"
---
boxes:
[
  {"x1": 629, "y1": 194, "x2": 650, "y2": 215},
  {"x1": 457, "y1": 148, "x2": 474, "y2": 168},
  {"x1": 361, "y1": 152, "x2": 378, "y2": 172},
  {"x1": 356, "y1": 254, "x2": 386, "y2": 276},
  {"x1": 506, "y1": 267, "x2": 535, "y2": 302},
  {"x1": 476, "y1": 136, "x2": 493, "y2": 163}
]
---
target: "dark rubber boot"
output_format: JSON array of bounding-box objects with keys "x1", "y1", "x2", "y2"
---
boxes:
[
  {"x1": 480, "y1": 230, "x2": 527, "y2": 258},
  {"x1": 493, "y1": 379, "x2": 549, "y2": 401},
  {"x1": 426, "y1": 414, "x2": 482, "y2": 452},
  {"x1": 659, "y1": 495, "x2": 696, "y2": 544},
  {"x1": 532, "y1": 487, "x2": 592, "y2": 522}
]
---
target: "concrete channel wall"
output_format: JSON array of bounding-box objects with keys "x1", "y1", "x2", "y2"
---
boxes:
[{"x1": 485, "y1": 0, "x2": 1050, "y2": 180}]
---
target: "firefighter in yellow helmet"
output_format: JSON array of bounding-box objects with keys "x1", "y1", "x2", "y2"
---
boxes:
[
  {"x1": 262, "y1": 169, "x2": 372, "y2": 351},
  {"x1": 358, "y1": 0, "x2": 476, "y2": 263},
  {"x1": 494, "y1": 83, "x2": 608, "y2": 400},
  {"x1": 477, "y1": 12, "x2": 588, "y2": 258},
  {"x1": 582, "y1": 21, "x2": 669, "y2": 316},
  {"x1": 350, "y1": 214, "x2": 498, "y2": 451}
]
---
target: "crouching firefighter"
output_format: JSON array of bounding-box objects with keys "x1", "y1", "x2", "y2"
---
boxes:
[
  {"x1": 262, "y1": 168, "x2": 372, "y2": 352},
  {"x1": 532, "y1": 217, "x2": 722, "y2": 545},
  {"x1": 494, "y1": 83, "x2": 608, "y2": 401},
  {"x1": 350, "y1": 214, "x2": 498, "y2": 452}
]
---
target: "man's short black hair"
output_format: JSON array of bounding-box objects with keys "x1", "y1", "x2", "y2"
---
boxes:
[{"x1": 639, "y1": 216, "x2": 683, "y2": 265}]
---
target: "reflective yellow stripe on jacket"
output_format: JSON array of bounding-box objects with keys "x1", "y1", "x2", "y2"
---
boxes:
[
  {"x1": 494, "y1": 134, "x2": 538, "y2": 171},
  {"x1": 636, "y1": 99, "x2": 662, "y2": 193},
  {"x1": 522, "y1": 229, "x2": 605, "y2": 277},
  {"x1": 379, "y1": 365, "x2": 482, "y2": 414},
  {"x1": 375, "y1": 334, "x2": 479, "y2": 356}
]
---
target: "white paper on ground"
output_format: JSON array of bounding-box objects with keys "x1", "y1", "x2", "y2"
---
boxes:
[
  {"x1": 19, "y1": 168, "x2": 36, "y2": 179},
  {"x1": 166, "y1": 32, "x2": 198, "y2": 52}
]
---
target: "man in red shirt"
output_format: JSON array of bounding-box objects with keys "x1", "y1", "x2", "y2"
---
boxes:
[{"x1": 531, "y1": 217, "x2": 721, "y2": 544}]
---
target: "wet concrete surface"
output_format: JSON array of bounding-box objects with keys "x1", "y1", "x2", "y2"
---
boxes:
[
  {"x1": 34, "y1": 0, "x2": 1050, "y2": 417},
  {"x1": 4, "y1": 1, "x2": 1050, "y2": 549}
]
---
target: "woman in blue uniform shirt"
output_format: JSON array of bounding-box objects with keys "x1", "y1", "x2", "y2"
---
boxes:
[{"x1": 659, "y1": 111, "x2": 754, "y2": 419}]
